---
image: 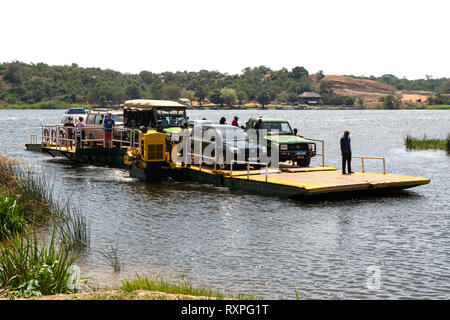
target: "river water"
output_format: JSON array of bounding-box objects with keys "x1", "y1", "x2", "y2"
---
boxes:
[{"x1": 1, "y1": 109, "x2": 449, "y2": 299}]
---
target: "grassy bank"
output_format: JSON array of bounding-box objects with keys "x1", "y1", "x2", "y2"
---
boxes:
[
  {"x1": 118, "y1": 274, "x2": 260, "y2": 300},
  {"x1": 405, "y1": 134, "x2": 450, "y2": 152},
  {"x1": 12, "y1": 273, "x2": 261, "y2": 300},
  {"x1": 0, "y1": 101, "x2": 92, "y2": 110},
  {"x1": 0, "y1": 155, "x2": 89, "y2": 298}
]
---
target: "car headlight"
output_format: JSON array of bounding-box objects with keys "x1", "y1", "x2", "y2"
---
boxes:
[
  {"x1": 229, "y1": 146, "x2": 240, "y2": 154},
  {"x1": 280, "y1": 144, "x2": 288, "y2": 150},
  {"x1": 308, "y1": 143, "x2": 315, "y2": 151}
]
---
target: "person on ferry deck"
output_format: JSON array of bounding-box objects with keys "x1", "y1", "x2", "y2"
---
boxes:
[
  {"x1": 232, "y1": 116, "x2": 239, "y2": 127},
  {"x1": 103, "y1": 113, "x2": 115, "y2": 149},
  {"x1": 340, "y1": 130, "x2": 353, "y2": 175},
  {"x1": 64, "y1": 116, "x2": 75, "y2": 149}
]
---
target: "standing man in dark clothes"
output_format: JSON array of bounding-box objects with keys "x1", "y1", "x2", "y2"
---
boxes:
[{"x1": 340, "y1": 130, "x2": 353, "y2": 174}]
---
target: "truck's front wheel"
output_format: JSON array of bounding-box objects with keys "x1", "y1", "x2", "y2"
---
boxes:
[{"x1": 297, "y1": 158, "x2": 311, "y2": 167}]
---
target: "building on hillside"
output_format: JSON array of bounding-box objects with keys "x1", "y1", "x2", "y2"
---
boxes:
[{"x1": 298, "y1": 92, "x2": 322, "y2": 106}]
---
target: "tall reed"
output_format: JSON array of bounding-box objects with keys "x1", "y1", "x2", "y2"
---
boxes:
[
  {"x1": 100, "y1": 238, "x2": 122, "y2": 273},
  {"x1": 56, "y1": 205, "x2": 90, "y2": 252},
  {"x1": 404, "y1": 134, "x2": 448, "y2": 151},
  {"x1": 0, "y1": 193, "x2": 27, "y2": 240},
  {"x1": 0, "y1": 229, "x2": 76, "y2": 298}
]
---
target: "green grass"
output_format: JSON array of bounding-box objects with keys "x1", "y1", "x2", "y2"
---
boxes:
[
  {"x1": 119, "y1": 274, "x2": 260, "y2": 300},
  {"x1": 0, "y1": 229, "x2": 76, "y2": 298},
  {"x1": 405, "y1": 134, "x2": 450, "y2": 152},
  {"x1": 423, "y1": 105, "x2": 450, "y2": 109},
  {"x1": 407, "y1": 105, "x2": 450, "y2": 110}
]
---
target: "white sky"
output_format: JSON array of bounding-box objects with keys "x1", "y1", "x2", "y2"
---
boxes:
[{"x1": 1, "y1": 0, "x2": 449, "y2": 79}]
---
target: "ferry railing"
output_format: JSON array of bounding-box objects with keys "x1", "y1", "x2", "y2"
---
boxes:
[
  {"x1": 301, "y1": 137, "x2": 325, "y2": 167},
  {"x1": 41, "y1": 125, "x2": 134, "y2": 152},
  {"x1": 230, "y1": 159, "x2": 271, "y2": 182},
  {"x1": 352, "y1": 156, "x2": 386, "y2": 174},
  {"x1": 185, "y1": 137, "x2": 218, "y2": 173},
  {"x1": 30, "y1": 134, "x2": 40, "y2": 145}
]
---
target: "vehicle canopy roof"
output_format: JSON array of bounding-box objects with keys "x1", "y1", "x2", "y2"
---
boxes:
[{"x1": 123, "y1": 99, "x2": 186, "y2": 110}]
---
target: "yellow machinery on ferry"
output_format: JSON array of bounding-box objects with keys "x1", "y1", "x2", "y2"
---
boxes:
[{"x1": 124, "y1": 130, "x2": 171, "y2": 168}]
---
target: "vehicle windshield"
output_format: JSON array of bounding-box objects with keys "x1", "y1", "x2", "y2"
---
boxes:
[
  {"x1": 261, "y1": 122, "x2": 293, "y2": 135},
  {"x1": 219, "y1": 128, "x2": 249, "y2": 141},
  {"x1": 159, "y1": 115, "x2": 186, "y2": 128}
]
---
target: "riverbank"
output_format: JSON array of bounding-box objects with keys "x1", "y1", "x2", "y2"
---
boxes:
[
  {"x1": 0, "y1": 101, "x2": 92, "y2": 110},
  {"x1": 2, "y1": 273, "x2": 259, "y2": 300},
  {"x1": 406, "y1": 105, "x2": 450, "y2": 110}
]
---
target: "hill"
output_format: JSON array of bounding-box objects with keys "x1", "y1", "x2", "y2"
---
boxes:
[{"x1": 1, "y1": 62, "x2": 449, "y2": 108}]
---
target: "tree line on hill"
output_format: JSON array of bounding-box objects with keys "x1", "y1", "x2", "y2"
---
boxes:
[{"x1": 1, "y1": 61, "x2": 449, "y2": 108}]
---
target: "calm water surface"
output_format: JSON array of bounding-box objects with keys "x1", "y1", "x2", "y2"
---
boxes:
[{"x1": 1, "y1": 109, "x2": 449, "y2": 299}]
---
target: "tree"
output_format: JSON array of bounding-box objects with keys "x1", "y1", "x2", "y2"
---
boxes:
[
  {"x1": 316, "y1": 70, "x2": 325, "y2": 81},
  {"x1": 357, "y1": 97, "x2": 364, "y2": 108},
  {"x1": 291, "y1": 66, "x2": 309, "y2": 80},
  {"x1": 220, "y1": 88, "x2": 237, "y2": 106},
  {"x1": 441, "y1": 80, "x2": 450, "y2": 94},
  {"x1": 236, "y1": 90, "x2": 247, "y2": 106},
  {"x1": 210, "y1": 91, "x2": 224, "y2": 106},
  {"x1": 139, "y1": 71, "x2": 155, "y2": 85},
  {"x1": 383, "y1": 95, "x2": 401, "y2": 109},
  {"x1": 125, "y1": 84, "x2": 141, "y2": 99},
  {"x1": 4, "y1": 63, "x2": 23, "y2": 85},
  {"x1": 182, "y1": 89, "x2": 195, "y2": 105},
  {"x1": 256, "y1": 89, "x2": 270, "y2": 107},
  {"x1": 194, "y1": 85, "x2": 209, "y2": 106},
  {"x1": 99, "y1": 96, "x2": 107, "y2": 108},
  {"x1": 163, "y1": 85, "x2": 182, "y2": 100}
]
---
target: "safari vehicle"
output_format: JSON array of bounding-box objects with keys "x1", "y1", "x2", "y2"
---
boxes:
[
  {"x1": 123, "y1": 99, "x2": 187, "y2": 142},
  {"x1": 84, "y1": 109, "x2": 125, "y2": 146},
  {"x1": 60, "y1": 108, "x2": 88, "y2": 124},
  {"x1": 190, "y1": 124, "x2": 267, "y2": 168},
  {"x1": 245, "y1": 117, "x2": 316, "y2": 167}
]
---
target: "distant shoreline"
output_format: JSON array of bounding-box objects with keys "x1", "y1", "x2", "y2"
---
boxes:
[{"x1": 1, "y1": 104, "x2": 449, "y2": 111}]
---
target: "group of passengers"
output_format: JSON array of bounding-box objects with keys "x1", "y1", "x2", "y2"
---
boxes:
[{"x1": 63, "y1": 113, "x2": 115, "y2": 149}]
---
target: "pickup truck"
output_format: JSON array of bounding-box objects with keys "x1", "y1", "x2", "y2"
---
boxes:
[{"x1": 245, "y1": 117, "x2": 316, "y2": 167}]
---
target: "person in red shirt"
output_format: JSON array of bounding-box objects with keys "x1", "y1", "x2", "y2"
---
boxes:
[{"x1": 231, "y1": 116, "x2": 239, "y2": 127}]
